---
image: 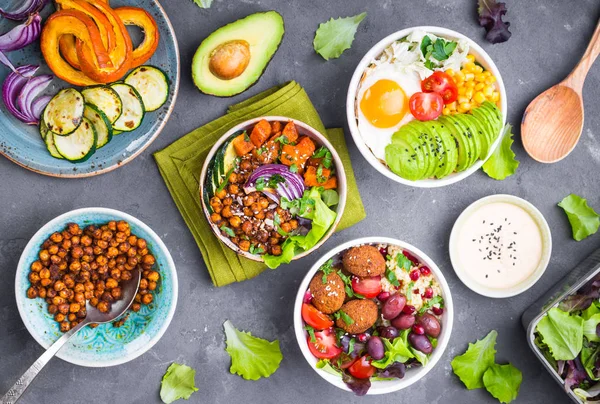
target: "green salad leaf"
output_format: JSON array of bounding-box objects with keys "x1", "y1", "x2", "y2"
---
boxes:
[
  {"x1": 583, "y1": 313, "x2": 600, "y2": 343},
  {"x1": 191, "y1": 0, "x2": 212, "y2": 8},
  {"x1": 482, "y1": 363, "x2": 522, "y2": 403},
  {"x1": 581, "y1": 341, "x2": 600, "y2": 381},
  {"x1": 321, "y1": 189, "x2": 339, "y2": 207},
  {"x1": 583, "y1": 302, "x2": 600, "y2": 320},
  {"x1": 558, "y1": 194, "x2": 600, "y2": 241},
  {"x1": 313, "y1": 13, "x2": 367, "y2": 60},
  {"x1": 451, "y1": 330, "x2": 497, "y2": 389},
  {"x1": 482, "y1": 124, "x2": 519, "y2": 180},
  {"x1": 371, "y1": 331, "x2": 414, "y2": 369},
  {"x1": 160, "y1": 363, "x2": 199, "y2": 404},
  {"x1": 410, "y1": 347, "x2": 429, "y2": 366},
  {"x1": 223, "y1": 320, "x2": 283, "y2": 380},
  {"x1": 536, "y1": 307, "x2": 583, "y2": 360}
]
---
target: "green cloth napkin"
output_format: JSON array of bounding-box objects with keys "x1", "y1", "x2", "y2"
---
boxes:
[{"x1": 154, "y1": 81, "x2": 366, "y2": 287}]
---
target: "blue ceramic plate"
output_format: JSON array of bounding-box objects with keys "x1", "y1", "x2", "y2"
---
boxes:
[
  {"x1": 15, "y1": 208, "x2": 178, "y2": 367},
  {"x1": 0, "y1": 0, "x2": 179, "y2": 177}
]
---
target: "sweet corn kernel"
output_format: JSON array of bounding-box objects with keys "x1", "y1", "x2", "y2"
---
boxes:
[
  {"x1": 466, "y1": 81, "x2": 475, "y2": 88},
  {"x1": 465, "y1": 88, "x2": 474, "y2": 99},
  {"x1": 483, "y1": 85, "x2": 494, "y2": 97},
  {"x1": 491, "y1": 91, "x2": 500, "y2": 102},
  {"x1": 464, "y1": 62, "x2": 477, "y2": 72},
  {"x1": 466, "y1": 54, "x2": 475, "y2": 63},
  {"x1": 457, "y1": 96, "x2": 470, "y2": 104},
  {"x1": 473, "y1": 65, "x2": 484, "y2": 74},
  {"x1": 445, "y1": 68, "x2": 455, "y2": 76},
  {"x1": 457, "y1": 106, "x2": 468, "y2": 114},
  {"x1": 475, "y1": 74, "x2": 487, "y2": 82},
  {"x1": 485, "y1": 76, "x2": 496, "y2": 85},
  {"x1": 459, "y1": 102, "x2": 472, "y2": 110},
  {"x1": 442, "y1": 108, "x2": 451, "y2": 116},
  {"x1": 447, "y1": 102, "x2": 457, "y2": 111},
  {"x1": 458, "y1": 87, "x2": 467, "y2": 96},
  {"x1": 454, "y1": 71, "x2": 465, "y2": 82},
  {"x1": 483, "y1": 71, "x2": 491, "y2": 77},
  {"x1": 473, "y1": 91, "x2": 486, "y2": 104},
  {"x1": 464, "y1": 73, "x2": 475, "y2": 82},
  {"x1": 475, "y1": 82, "x2": 485, "y2": 91}
]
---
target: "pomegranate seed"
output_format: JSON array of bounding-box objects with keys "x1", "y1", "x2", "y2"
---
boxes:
[
  {"x1": 403, "y1": 251, "x2": 419, "y2": 265},
  {"x1": 419, "y1": 266, "x2": 431, "y2": 276},
  {"x1": 432, "y1": 307, "x2": 444, "y2": 315},
  {"x1": 409, "y1": 270, "x2": 420, "y2": 281},
  {"x1": 402, "y1": 305, "x2": 416, "y2": 315},
  {"x1": 357, "y1": 333, "x2": 369, "y2": 342},
  {"x1": 413, "y1": 289, "x2": 419, "y2": 294},
  {"x1": 303, "y1": 290, "x2": 312, "y2": 304},
  {"x1": 412, "y1": 324, "x2": 425, "y2": 335},
  {"x1": 379, "y1": 247, "x2": 388, "y2": 257},
  {"x1": 377, "y1": 292, "x2": 391, "y2": 301},
  {"x1": 422, "y1": 287, "x2": 434, "y2": 299}
]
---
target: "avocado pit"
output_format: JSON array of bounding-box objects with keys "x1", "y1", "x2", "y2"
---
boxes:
[{"x1": 209, "y1": 40, "x2": 251, "y2": 80}]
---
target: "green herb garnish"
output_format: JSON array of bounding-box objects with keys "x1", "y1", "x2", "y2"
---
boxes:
[
  {"x1": 336, "y1": 270, "x2": 364, "y2": 299},
  {"x1": 220, "y1": 225, "x2": 235, "y2": 237},
  {"x1": 386, "y1": 268, "x2": 400, "y2": 287},
  {"x1": 249, "y1": 245, "x2": 265, "y2": 255},
  {"x1": 419, "y1": 295, "x2": 444, "y2": 315},
  {"x1": 316, "y1": 165, "x2": 327, "y2": 183},
  {"x1": 216, "y1": 167, "x2": 236, "y2": 193},
  {"x1": 313, "y1": 147, "x2": 333, "y2": 168},
  {"x1": 274, "y1": 135, "x2": 290, "y2": 144},
  {"x1": 396, "y1": 253, "x2": 412, "y2": 272},
  {"x1": 320, "y1": 259, "x2": 334, "y2": 284},
  {"x1": 420, "y1": 35, "x2": 458, "y2": 66},
  {"x1": 304, "y1": 325, "x2": 316, "y2": 343},
  {"x1": 334, "y1": 310, "x2": 355, "y2": 325},
  {"x1": 289, "y1": 164, "x2": 298, "y2": 173}
]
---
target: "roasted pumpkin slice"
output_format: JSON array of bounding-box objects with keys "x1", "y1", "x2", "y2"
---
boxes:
[
  {"x1": 115, "y1": 7, "x2": 160, "y2": 68},
  {"x1": 40, "y1": 10, "x2": 106, "y2": 86}
]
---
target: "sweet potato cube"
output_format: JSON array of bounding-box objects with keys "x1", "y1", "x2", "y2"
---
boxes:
[{"x1": 250, "y1": 119, "x2": 272, "y2": 147}]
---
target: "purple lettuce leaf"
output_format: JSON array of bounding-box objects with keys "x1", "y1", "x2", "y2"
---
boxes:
[
  {"x1": 477, "y1": 0, "x2": 512, "y2": 44},
  {"x1": 376, "y1": 362, "x2": 406, "y2": 379},
  {"x1": 559, "y1": 294, "x2": 597, "y2": 313},
  {"x1": 342, "y1": 372, "x2": 371, "y2": 396},
  {"x1": 565, "y1": 358, "x2": 588, "y2": 392}
]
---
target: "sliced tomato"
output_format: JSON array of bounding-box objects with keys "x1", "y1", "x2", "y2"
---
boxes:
[
  {"x1": 302, "y1": 304, "x2": 334, "y2": 330},
  {"x1": 409, "y1": 92, "x2": 444, "y2": 121},
  {"x1": 348, "y1": 355, "x2": 376, "y2": 379},
  {"x1": 339, "y1": 354, "x2": 358, "y2": 369},
  {"x1": 421, "y1": 71, "x2": 458, "y2": 104},
  {"x1": 308, "y1": 328, "x2": 343, "y2": 359},
  {"x1": 351, "y1": 276, "x2": 382, "y2": 299}
]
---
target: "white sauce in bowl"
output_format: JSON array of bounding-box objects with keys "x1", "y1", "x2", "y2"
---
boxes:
[{"x1": 455, "y1": 202, "x2": 543, "y2": 289}]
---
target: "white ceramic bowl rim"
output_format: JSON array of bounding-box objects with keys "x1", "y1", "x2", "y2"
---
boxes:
[
  {"x1": 14, "y1": 207, "x2": 179, "y2": 367},
  {"x1": 346, "y1": 26, "x2": 508, "y2": 188},
  {"x1": 449, "y1": 194, "x2": 552, "y2": 298},
  {"x1": 199, "y1": 116, "x2": 348, "y2": 262},
  {"x1": 294, "y1": 236, "x2": 454, "y2": 395}
]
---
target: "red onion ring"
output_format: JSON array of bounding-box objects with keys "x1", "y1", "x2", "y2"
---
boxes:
[
  {"x1": 2, "y1": 65, "x2": 53, "y2": 125},
  {"x1": 17, "y1": 73, "x2": 52, "y2": 122},
  {"x1": 0, "y1": 0, "x2": 47, "y2": 21}
]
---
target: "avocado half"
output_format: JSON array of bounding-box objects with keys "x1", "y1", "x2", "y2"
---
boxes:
[{"x1": 192, "y1": 11, "x2": 285, "y2": 97}]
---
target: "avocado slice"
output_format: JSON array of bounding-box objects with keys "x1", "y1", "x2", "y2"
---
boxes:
[
  {"x1": 450, "y1": 115, "x2": 479, "y2": 167},
  {"x1": 470, "y1": 107, "x2": 496, "y2": 155},
  {"x1": 192, "y1": 11, "x2": 285, "y2": 97},
  {"x1": 413, "y1": 121, "x2": 444, "y2": 179},
  {"x1": 431, "y1": 120, "x2": 458, "y2": 178},
  {"x1": 438, "y1": 116, "x2": 470, "y2": 172},
  {"x1": 455, "y1": 114, "x2": 487, "y2": 160},
  {"x1": 402, "y1": 123, "x2": 432, "y2": 179},
  {"x1": 385, "y1": 137, "x2": 423, "y2": 181}
]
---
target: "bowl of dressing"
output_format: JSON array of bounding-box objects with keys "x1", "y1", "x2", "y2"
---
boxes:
[{"x1": 449, "y1": 194, "x2": 552, "y2": 298}]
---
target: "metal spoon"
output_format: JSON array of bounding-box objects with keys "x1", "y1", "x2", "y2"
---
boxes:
[
  {"x1": 1, "y1": 267, "x2": 141, "y2": 404},
  {"x1": 521, "y1": 20, "x2": 600, "y2": 163}
]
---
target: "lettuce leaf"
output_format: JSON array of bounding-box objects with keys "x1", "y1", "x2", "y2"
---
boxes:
[
  {"x1": 191, "y1": 0, "x2": 212, "y2": 8},
  {"x1": 160, "y1": 363, "x2": 199, "y2": 404},
  {"x1": 477, "y1": 0, "x2": 511, "y2": 44},
  {"x1": 223, "y1": 320, "x2": 283, "y2": 380},
  {"x1": 482, "y1": 363, "x2": 522, "y2": 403},
  {"x1": 581, "y1": 341, "x2": 600, "y2": 381},
  {"x1": 313, "y1": 13, "x2": 367, "y2": 60},
  {"x1": 451, "y1": 330, "x2": 497, "y2": 389},
  {"x1": 558, "y1": 194, "x2": 600, "y2": 241},
  {"x1": 536, "y1": 308, "x2": 583, "y2": 360},
  {"x1": 482, "y1": 124, "x2": 519, "y2": 180},
  {"x1": 263, "y1": 187, "x2": 337, "y2": 268},
  {"x1": 583, "y1": 313, "x2": 600, "y2": 343},
  {"x1": 371, "y1": 331, "x2": 414, "y2": 369}
]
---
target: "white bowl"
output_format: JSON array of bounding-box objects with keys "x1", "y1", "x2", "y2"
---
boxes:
[
  {"x1": 293, "y1": 237, "x2": 454, "y2": 395},
  {"x1": 449, "y1": 194, "x2": 552, "y2": 298},
  {"x1": 346, "y1": 26, "x2": 508, "y2": 188}
]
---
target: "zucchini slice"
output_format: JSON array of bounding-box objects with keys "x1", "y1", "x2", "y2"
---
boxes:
[
  {"x1": 43, "y1": 88, "x2": 85, "y2": 136},
  {"x1": 39, "y1": 117, "x2": 49, "y2": 140},
  {"x1": 82, "y1": 86, "x2": 123, "y2": 124},
  {"x1": 43, "y1": 123, "x2": 64, "y2": 159},
  {"x1": 53, "y1": 117, "x2": 97, "y2": 162},
  {"x1": 110, "y1": 83, "x2": 145, "y2": 132},
  {"x1": 83, "y1": 104, "x2": 113, "y2": 149},
  {"x1": 124, "y1": 65, "x2": 169, "y2": 112}
]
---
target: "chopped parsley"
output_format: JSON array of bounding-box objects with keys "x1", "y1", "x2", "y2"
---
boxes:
[
  {"x1": 406, "y1": 281, "x2": 415, "y2": 301},
  {"x1": 396, "y1": 253, "x2": 413, "y2": 272},
  {"x1": 312, "y1": 147, "x2": 333, "y2": 168},
  {"x1": 281, "y1": 194, "x2": 315, "y2": 216},
  {"x1": 420, "y1": 35, "x2": 458, "y2": 68},
  {"x1": 334, "y1": 310, "x2": 355, "y2": 326},
  {"x1": 255, "y1": 174, "x2": 286, "y2": 191},
  {"x1": 336, "y1": 270, "x2": 364, "y2": 299},
  {"x1": 316, "y1": 165, "x2": 327, "y2": 183},
  {"x1": 289, "y1": 164, "x2": 298, "y2": 173},
  {"x1": 273, "y1": 135, "x2": 290, "y2": 144},
  {"x1": 256, "y1": 146, "x2": 267, "y2": 155},
  {"x1": 249, "y1": 245, "x2": 264, "y2": 255},
  {"x1": 216, "y1": 167, "x2": 236, "y2": 192},
  {"x1": 335, "y1": 327, "x2": 345, "y2": 343},
  {"x1": 320, "y1": 259, "x2": 334, "y2": 284},
  {"x1": 304, "y1": 325, "x2": 316, "y2": 342},
  {"x1": 348, "y1": 338, "x2": 356, "y2": 354},
  {"x1": 419, "y1": 295, "x2": 444, "y2": 315},
  {"x1": 220, "y1": 225, "x2": 235, "y2": 237},
  {"x1": 386, "y1": 268, "x2": 400, "y2": 287},
  {"x1": 274, "y1": 213, "x2": 288, "y2": 237},
  {"x1": 243, "y1": 131, "x2": 250, "y2": 142},
  {"x1": 255, "y1": 177, "x2": 266, "y2": 191}
]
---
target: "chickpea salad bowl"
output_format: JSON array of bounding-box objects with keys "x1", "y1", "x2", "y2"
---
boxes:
[
  {"x1": 294, "y1": 237, "x2": 453, "y2": 395},
  {"x1": 200, "y1": 116, "x2": 347, "y2": 268},
  {"x1": 15, "y1": 208, "x2": 178, "y2": 367}
]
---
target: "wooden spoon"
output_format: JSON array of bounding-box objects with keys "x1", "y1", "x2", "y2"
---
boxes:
[{"x1": 522, "y1": 20, "x2": 600, "y2": 163}]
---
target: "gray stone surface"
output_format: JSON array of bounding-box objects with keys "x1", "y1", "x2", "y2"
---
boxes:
[{"x1": 1, "y1": 0, "x2": 600, "y2": 403}]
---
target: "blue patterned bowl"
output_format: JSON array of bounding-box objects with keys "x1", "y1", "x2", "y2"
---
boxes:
[
  {"x1": 0, "y1": 0, "x2": 179, "y2": 178},
  {"x1": 15, "y1": 208, "x2": 178, "y2": 367}
]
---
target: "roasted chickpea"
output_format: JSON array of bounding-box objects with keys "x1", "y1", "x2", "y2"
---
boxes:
[
  {"x1": 132, "y1": 303, "x2": 141, "y2": 312},
  {"x1": 118, "y1": 242, "x2": 131, "y2": 253},
  {"x1": 142, "y1": 255, "x2": 155, "y2": 266},
  {"x1": 60, "y1": 321, "x2": 71, "y2": 332},
  {"x1": 229, "y1": 216, "x2": 242, "y2": 228},
  {"x1": 242, "y1": 220, "x2": 253, "y2": 234},
  {"x1": 139, "y1": 278, "x2": 148, "y2": 290},
  {"x1": 255, "y1": 211, "x2": 266, "y2": 220},
  {"x1": 64, "y1": 276, "x2": 75, "y2": 289},
  {"x1": 26, "y1": 287, "x2": 38, "y2": 298},
  {"x1": 111, "y1": 287, "x2": 122, "y2": 300},
  {"x1": 111, "y1": 268, "x2": 122, "y2": 280},
  {"x1": 96, "y1": 255, "x2": 108, "y2": 266},
  {"x1": 81, "y1": 235, "x2": 92, "y2": 247},
  {"x1": 228, "y1": 184, "x2": 239, "y2": 194},
  {"x1": 71, "y1": 235, "x2": 80, "y2": 245},
  {"x1": 126, "y1": 247, "x2": 137, "y2": 258},
  {"x1": 134, "y1": 293, "x2": 142, "y2": 303},
  {"x1": 116, "y1": 221, "x2": 128, "y2": 232},
  {"x1": 97, "y1": 301, "x2": 109, "y2": 313},
  {"x1": 215, "y1": 188, "x2": 227, "y2": 199},
  {"x1": 71, "y1": 246, "x2": 84, "y2": 259},
  {"x1": 61, "y1": 239, "x2": 72, "y2": 250},
  {"x1": 77, "y1": 308, "x2": 87, "y2": 318},
  {"x1": 238, "y1": 240, "x2": 250, "y2": 252},
  {"x1": 106, "y1": 278, "x2": 118, "y2": 289},
  {"x1": 29, "y1": 272, "x2": 40, "y2": 284},
  {"x1": 48, "y1": 245, "x2": 59, "y2": 255},
  {"x1": 221, "y1": 206, "x2": 233, "y2": 218},
  {"x1": 228, "y1": 172, "x2": 239, "y2": 184},
  {"x1": 67, "y1": 223, "x2": 80, "y2": 235},
  {"x1": 38, "y1": 287, "x2": 47, "y2": 298},
  {"x1": 84, "y1": 290, "x2": 93, "y2": 300},
  {"x1": 69, "y1": 303, "x2": 80, "y2": 313},
  {"x1": 31, "y1": 261, "x2": 43, "y2": 272},
  {"x1": 93, "y1": 246, "x2": 103, "y2": 256},
  {"x1": 270, "y1": 245, "x2": 282, "y2": 256},
  {"x1": 55, "y1": 313, "x2": 65, "y2": 322},
  {"x1": 101, "y1": 292, "x2": 114, "y2": 303},
  {"x1": 46, "y1": 288, "x2": 56, "y2": 298},
  {"x1": 148, "y1": 281, "x2": 157, "y2": 291},
  {"x1": 74, "y1": 292, "x2": 85, "y2": 304},
  {"x1": 100, "y1": 230, "x2": 112, "y2": 241},
  {"x1": 147, "y1": 271, "x2": 160, "y2": 282},
  {"x1": 223, "y1": 197, "x2": 233, "y2": 206},
  {"x1": 68, "y1": 313, "x2": 76, "y2": 322},
  {"x1": 115, "y1": 232, "x2": 127, "y2": 243},
  {"x1": 268, "y1": 237, "x2": 279, "y2": 246},
  {"x1": 39, "y1": 249, "x2": 50, "y2": 261},
  {"x1": 289, "y1": 219, "x2": 299, "y2": 230},
  {"x1": 96, "y1": 239, "x2": 109, "y2": 249},
  {"x1": 280, "y1": 223, "x2": 292, "y2": 233},
  {"x1": 48, "y1": 304, "x2": 58, "y2": 315},
  {"x1": 40, "y1": 278, "x2": 52, "y2": 287},
  {"x1": 69, "y1": 260, "x2": 81, "y2": 272},
  {"x1": 120, "y1": 270, "x2": 132, "y2": 281},
  {"x1": 58, "y1": 303, "x2": 69, "y2": 314},
  {"x1": 116, "y1": 255, "x2": 126, "y2": 265},
  {"x1": 89, "y1": 297, "x2": 99, "y2": 307},
  {"x1": 53, "y1": 280, "x2": 65, "y2": 291},
  {"x1": 243, "y1": 195, "x2": 255, "y2": 207},
  {"x1": 59, "y1": 289, "x2": 70, "y2": 299},
  {"x1": 142, "y1": 294, "x2": 153, "y2": 305},
  {"x1": 39, "y1": 268, "x2": 50, "y2": 279}
]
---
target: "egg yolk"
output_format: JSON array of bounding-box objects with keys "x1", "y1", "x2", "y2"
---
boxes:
[{"x1": 360, "y1": 79, "x2": 408, "y2": 128}]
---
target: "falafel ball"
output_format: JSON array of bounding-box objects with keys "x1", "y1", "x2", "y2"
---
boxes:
[
  {"x1": 336, "y1": 299, "x2": 379, "y2": 334},
  {"x1": 309, "y1": 271, "x2": 346, "y2": 314},
  {"x1": 342, "y1": 245, "x2": 386, "y2": 277}
]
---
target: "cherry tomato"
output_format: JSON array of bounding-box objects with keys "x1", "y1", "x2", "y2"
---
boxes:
[
  {"x1": 302, "y1": 304, "x2": 334, "y2": 330},
  {"x1": 421, "y1": 71, "x2": 458, "y2": 104},
  {"x1": 409, "y1": 92, "x2": 444, "y2": 121},
  {"x1": 308, "y1": 328, "x2": 343, "y2": 359},
  {"x1": 348, "y1": 355, "x2": 376, "y2": 379},
  {"x1": 351, "y1": 276, "x2": 382, "y2": 299},
  {"x1": 340, "y1": 354, "x2": 358, "y2": 369}
]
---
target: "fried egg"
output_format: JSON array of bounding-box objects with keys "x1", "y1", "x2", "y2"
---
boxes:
[{"x1": 356, "y1": 64, "x2": 422, "y2": 161}]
